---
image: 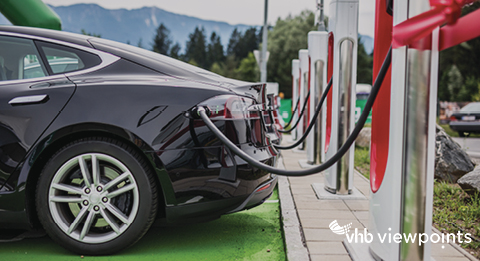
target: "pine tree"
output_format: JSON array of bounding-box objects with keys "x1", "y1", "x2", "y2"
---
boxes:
[
  {"x1": 185, "y1": 27, "x2": 207, "y2": 68},
  {"x1": 206, "y1": 32, "x2": 225, "y2": 69},
  {"x1": 169, "y1": 42, "x2": 182, "y2": 60},
  {"x1": 357, "y1": 37, "x2": 373, "y2": 85},
  {"x1": 152, "y1": 23, "x2": 172, "y2": 55},
  {"x1": 227, "y1": 28, "x2": 242, "y2": 59},
  {"x1": 227, "y1": 27, "x2": 259, "y2": 61}
]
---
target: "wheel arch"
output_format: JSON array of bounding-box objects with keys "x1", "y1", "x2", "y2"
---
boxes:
[{"x1": 25, "y1": 122, "x2": 169, "y2": 228}]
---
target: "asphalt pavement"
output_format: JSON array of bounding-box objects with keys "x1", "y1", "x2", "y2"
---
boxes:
[{"x1": 452, "y1": 137, "x2": 480, "y2": 163}]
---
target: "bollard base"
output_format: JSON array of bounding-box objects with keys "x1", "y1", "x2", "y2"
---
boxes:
[{"x1": 312, "y1": 183, "x2": 367, "y2": 200}]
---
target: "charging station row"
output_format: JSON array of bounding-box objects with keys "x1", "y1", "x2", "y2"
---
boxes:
[
  {"x1": 197, "y1": 0, "x2": 480, "y2": 260},
  {"x1": 286, "y1": 0, "x2": 444, "y2": 259}
]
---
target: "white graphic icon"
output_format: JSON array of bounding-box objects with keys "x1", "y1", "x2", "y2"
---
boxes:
[{"x1": 329, "y1": 220, "x2": 352, "y2": 235}]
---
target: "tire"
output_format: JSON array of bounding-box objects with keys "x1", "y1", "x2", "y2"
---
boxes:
[
  {"x1": 36, "y1": 137, "x2": 157, "y2": 255},
  {"x1": 458, "y1": 131, "x2": 466, "y2": 137}
]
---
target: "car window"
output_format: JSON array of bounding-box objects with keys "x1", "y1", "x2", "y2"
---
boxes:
[
  {"x1": 23, "y1": 54, "x2": 47, "y2": 79},
  {"x1": 0, "y1": 36, "x2": 47, "y2": 81},
  {"x1": 36, "y1": 41, "x2": 101, "y2": 74},
  {"x1": 460, "y1": 102, "x2": 480, "y2": 113},
  {"x1": 90, "y1": 38, "x2": 223, "y2": 78}
]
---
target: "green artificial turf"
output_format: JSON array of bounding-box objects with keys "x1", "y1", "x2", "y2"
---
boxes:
[{"x1": 0, "y1": 188, "x2": 285, "y2": 261}]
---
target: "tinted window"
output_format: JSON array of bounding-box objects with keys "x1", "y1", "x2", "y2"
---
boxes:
[
  {"x1": 36, "y1": 41, "x2": 101, "y2": 74},
  {"x1": 460, "y1": 102, "x2": 480, "y2": 113},
  {"x1": 90, "y1": 38, "x2": 222, "y2": 79},
  {"x1": 23, "y1": 54, "x2": 47, "y2": 79},
  {"x1": 0, "y1": 36, "x2": 47, "y2": 81}
]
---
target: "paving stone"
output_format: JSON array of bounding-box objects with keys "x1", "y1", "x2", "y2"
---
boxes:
[
  {"x1": 297, "y1": 209, "x2": 357, "y2": 220},
  {"x1": 358, "y1": 219, "x2": 369, "y2": 229},
  {"x1": 344, "y1": 200, "x2": 369, "y2": 211},
  {"x1": 355, "y1": 185, "x2": 370, "y2": 197},
  {"x1": 310, "y1": 254, "x2": 352, "y2": 261},
  {"x1": 289, "y1": 176, "x2": 324, "y2": 183},
  {"x1": 352, "y1": 211, "x2": 369, "y2": 220},
  {"x1": 288, "y1": 179, "x2": 320, "y2": 186},
  {"x1": 292, "y1": 193, "x2": 318, "y2": 201},
  {"x1": 432, "y1": 257, "x2": 469, "y2": 261},
  {"x1": 431, "y1": 243, "x2": 466, "y2": 257},
  {"x1": 295, "y1": 200, "x2": 349, "y2": 210},
  {"x1": 307, "y1": 241, "x2": 349, "y2": 255},
  {"x1": 304, "y1": 228, "x2": 348, "y2": 242},
  {"x1": 353, "y1": 180, "x2": 369, "y2": 188},
  {"x1": 301, "y1": 218, "x2": 364, "y2": 230},
  {"x1": 290, "y1": 184, "x2": 315, "y2": 190},
  {"x1": 290, "y1": 188, "x2": 316, "y2": 196}
]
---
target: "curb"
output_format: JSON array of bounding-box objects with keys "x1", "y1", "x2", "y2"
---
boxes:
[{"x1": 277, "y1": 155, "x2": 310, "y2": 261}]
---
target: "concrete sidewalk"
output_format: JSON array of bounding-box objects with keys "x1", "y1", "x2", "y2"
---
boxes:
[{"x1": 278, "y1": 138, "x2": 477, "y2": 261}]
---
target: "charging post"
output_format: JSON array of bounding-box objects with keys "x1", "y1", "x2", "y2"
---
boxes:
[
  {"x1": 323, "y1": 0, "x2": 358, "y2": 195},
  {"x1": 306, "y1": 31, "x2": 328, "y2": 165},
  {"x1": 369, "y1": 0, "x2": 437, "y2": 259},
  {"x1": 298, "y1": 49, "x2": 309, "y2": 150},
  {"x1": 343, "y1": 0, "x2": 439, "y2": 260},
  {"x1": 291, "y1": 59, "x2": 300, "y2": 141}
]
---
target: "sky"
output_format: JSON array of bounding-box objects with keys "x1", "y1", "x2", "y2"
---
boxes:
[{"x1": 42, "y1": 0, "x2": 376, "y2": 37}]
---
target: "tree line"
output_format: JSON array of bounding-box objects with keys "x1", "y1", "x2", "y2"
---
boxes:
[
  {"x1": 150, "y1": 11, "x2": 373, "y2": 98},
  {"x1": 438, "y1": 2, "x2": 480, "y2": 102},
  {"x1": 151, "y1": 23, "x2": 262, "y2": 82},
  {"x1": 84, "y1": 7, "x2": 480, "y2": 102}
]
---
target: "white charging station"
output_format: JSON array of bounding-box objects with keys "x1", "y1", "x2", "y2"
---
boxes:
[
  {"x1": 368, "y1": 1, "x2": 437, "y2": 260},
  {"x1": 323, "y1": 0, "x2": 358, "y2": 194},
  {"x1": 343, "y1": 0, "x2": 438, "y2": 260},
  {"x1": 298, "y1": 49, "x2": 309, "y2": 150},
  {"x1": 291, "y1": 59, "x2": 299, "y2": 141},
  {"x1": 306, "y1": 31, "x2": 328, "y2": 164}
]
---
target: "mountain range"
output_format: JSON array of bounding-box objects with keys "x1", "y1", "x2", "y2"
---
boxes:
[{"x1": 0, "y1": 3, "x2": 373, "y2": 54}]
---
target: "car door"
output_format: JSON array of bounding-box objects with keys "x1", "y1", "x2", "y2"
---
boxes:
[{"x1": 0, "y1": 35, "x2": 76, "y2": 192}]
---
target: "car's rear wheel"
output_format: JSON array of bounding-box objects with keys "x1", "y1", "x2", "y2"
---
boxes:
[{"x1": 36, "y1": 138, "x2": 157, "y2": 255}]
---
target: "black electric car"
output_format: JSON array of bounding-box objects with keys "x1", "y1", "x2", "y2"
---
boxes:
[{"x1": 0, "y1": 26, "x2": 278, "y2": 255}]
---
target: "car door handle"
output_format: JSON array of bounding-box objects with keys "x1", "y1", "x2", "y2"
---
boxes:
[{"x1": 8, "y1": 94, "x2": 49, "y2": 105}]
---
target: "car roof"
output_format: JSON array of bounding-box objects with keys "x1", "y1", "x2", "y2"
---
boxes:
[
  {"x1": 0, "y1": 26, "x2": 252, "y2": 88},
  {"x1": 0, "y1": 25, "x2": 93, "y2": 47}
]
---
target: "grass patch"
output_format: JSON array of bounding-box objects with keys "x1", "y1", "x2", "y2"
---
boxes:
[
  {"x1": 439, "y1": 123, "x2": 461, "y2": 137},
  {"x1": 438, "y1": 123, "x2": 480, "y2": 138},
  {"x1": 354, "y1": 146, "x2": 370, "y2": 179},
  {"x1": 433, "y1": 181, "x2": 480, "y2": 259}
]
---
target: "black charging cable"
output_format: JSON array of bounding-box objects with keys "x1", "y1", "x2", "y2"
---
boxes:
[
  {"x1": 195, "y1": 47, "x2": 391, "y2": 176},
  {"x1": 279, "y1": 90, "x2": 310, "y2": 133},
  {"x1": 275, "y1": 78, "x2": 332, "y2": 150}
]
